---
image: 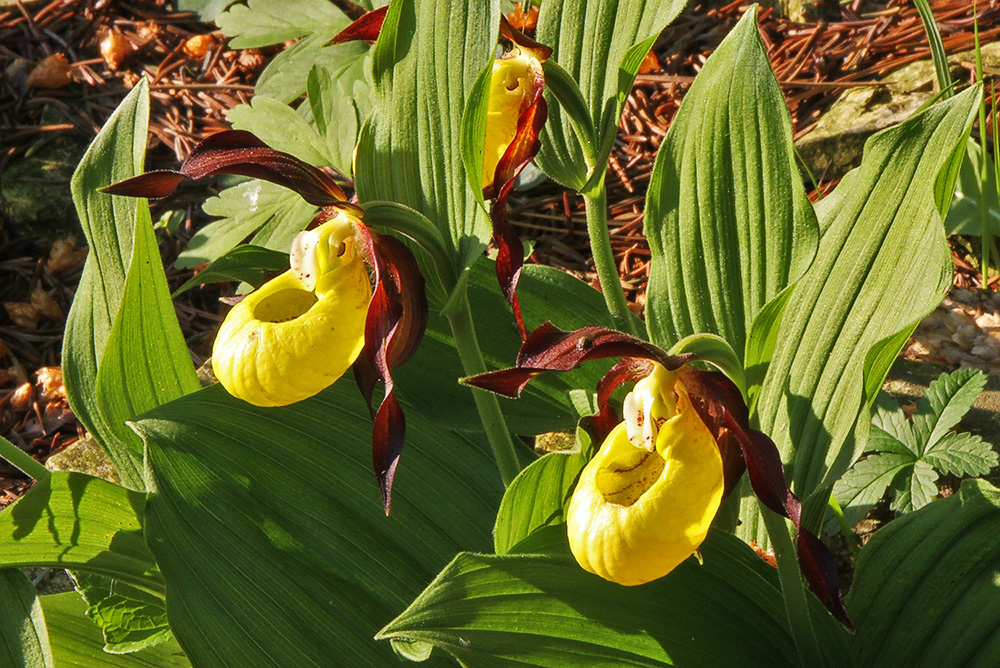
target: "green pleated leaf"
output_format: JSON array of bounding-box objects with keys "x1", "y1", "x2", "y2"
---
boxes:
[
  {"x1": 41, "y1": 593, "x2": 190, "y2": 668},
  {"x1": 355, "y1": 0, "x2": 499, "y2": 283},
  {"x1": 0, "y1": 569, "x2": 54, "y2": 668},
  {"x1": 0, "y1": 473, "x2": 163, "y2": 594},
  {"x1": 72, "y1": 572, "x2": 171, "y2": 654},
  {"x1": 395, "y1": 260, "x2": 617, "y2": 435},
  {"x1": 494, "y1": 447, "x2": 589, "y2": 555},
  {"x1": 534, "y1": 0, "x2": 687, "y2": 190},
  {"x1": 130, "y1": 380, "x2": 504, "y2": 667},
  {"x1": 379, "y1": 528, "x2": 850, "y2": 667},
  {"x1": 848, "y1": 479, "x2": 1000, "y2": 668},
  {"x1": 65, "y1": 79, "x2": 199, "y2": 490},
  {"x1": 753, "y1": 85, "x2": 980, "y2": 505},
  {"x1": 171, "y1": 245, "x2": 288, "y2": 297},
  {"x1": 644, "y1": 8, "x2": 818, "y2": 360}
]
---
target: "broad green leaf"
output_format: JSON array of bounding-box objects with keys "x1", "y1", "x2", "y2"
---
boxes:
[
  {"x1": 41, "y1": 593, "x2": 190, "y2": 668},
  {"x1": 912, "y1": 368, "x2": 988, "y2": 449},
  {"x1": 130, "y1": 380, "x2": 504, "y2": 667},
  {"x1": 848, "y1": 479, "x2": 1000, "y2": 668},
  {"x1": 0, "y1": 473, "x2": 163, "y2": 594},
  {"x1": 945, "y1": 139, "x2": 1000, "y2": 235},
  {"x1": 355, "y1": 0, "x2": 500, "y2": 284},
  {"x1": 0, "y1": 569, "x2": 53, "y2": 668},
  {"x1": 645, "y1": 8, "x2": 818, "y2": 360},
  {"x1": 379, "y1": 528, "x2": 850, "y2": 668},
  {"x1": 534, "y1": 0, "x2": 687, "y2": 189},
  {"x1": 171, "y1": 245, "x2": 288, "y2": 297},
  {"x1": 745, "y1": 286, "x2": 794, "y2": 410},
  {"x1": 181, "y1": 180, "x2": 318, "y2": 268},
  {"x1": 395, "y1": 260, "x2": 616, "y2": 435},
  {"x1": 753, "y1": 86, "x2": 980, "y2": 506},
  {"x1": 833, "y1": 452, "x2": 913, "y2": 527},
  {"x1": 216, "y1": 0, "x2": 346, "y2": 48},
  {"x1": 494, "y1": 449, "x2": 588, "y2": 554},
  {"x1": 66, "y1": 79, "x2": 198, "y2": 489},
  {"x1": 72, "y1": 572, "x2": 171, "y2": 654},
  {"x1": 923, "y1": 432, "x2": 998, "y2": 477}
]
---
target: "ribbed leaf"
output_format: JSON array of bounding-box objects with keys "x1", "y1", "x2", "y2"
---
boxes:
[
  {"x1": 379, "y1": 528, "x2": 850, "y2": 667},
  {"x1": 534, "y1": 0, "x2": 687, "y2": 189},
  {"x1": 848, "y1": 479, "x2": 1000, "y2": 668},
  {"x1": 355, "y1": 0, "x2": 499, "y2": 281},
  {"x1": 65, "y1": 80, "x2": 200, "y2": 489},
  {"x1": 644, "y1": 8, "x2": 818, "y2": 359},
  {"x1": 0, "y1": 473, "x2": 163, "y2": 594},
  {"x1": 130, "y1": 380, "x2": 504, "y2": 667},
  {"x1": 0, "y1": 569, "x2": 53, "y2": 668},
  {"x1": 754, "y1": 86, "x2": 980, "y2": 505},
  {"x1": 171, "y1": 245, "x2": 288, "y2": 297},
  {"x1": 41, "y1": 593, "x2": 189, "y2": 668},
  {"x1": 395, "y1": 260, "x2": 616, "y2": 435}
]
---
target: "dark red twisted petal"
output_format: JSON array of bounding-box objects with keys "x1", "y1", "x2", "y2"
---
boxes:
[
  {"x1": 103, "y1": 130, "x2": 347, "y2": 206},
  {"x1": 498, "y1": 13, "x2": 552, "y2": 61},
  {"x1": 353, "y1": 227, "x2": 428, "y2": 515},
  {"x1": 329, "y1": 5, "x2": 387, "y2": 44},
  {"x1": 465, "y1": 323, "x2": 690, "y2": 398},
  {"x1": 680, "y1": 368, "x2": 853, "y2": 630}
]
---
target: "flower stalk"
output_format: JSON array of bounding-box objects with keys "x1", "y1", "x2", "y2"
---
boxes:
[
  {"x1": 583, "y1": 179, "x2": 638, "y2": 337},
  {"x1": 446, "y1": 291, "x2": 521, "y2": 486}
]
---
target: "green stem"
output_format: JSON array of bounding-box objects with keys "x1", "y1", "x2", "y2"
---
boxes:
[
  {"x1": 761, "y1": 507, "x2": 824, "y2": 668},
  {"x1": 0, "y1": 435, "x2": 50, "y2": 482},
  {"x1": 446, "y1": 291, "x2": 521, "y2": 487},
  {"x1": 828, "y1": 494, "x2": 861, "y2": 559},
  {"x1": 583, "y1": 178, "x2": 638, "y2": 337}
]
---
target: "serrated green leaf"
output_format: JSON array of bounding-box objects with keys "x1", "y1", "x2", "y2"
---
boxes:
[
  {"x1": 848, "y1": 479, "x2": 1000, "y2": 668},
  {"x1": 356, "y1": 0, "x2": 499, "y2": 282},
  {"x1": 892, "y1": 459, "x2": 939, "y2": 514},
  {"x1": 645, "y1": 8, "x2": 818, "y2": 363},
  {"x1": 0, "y1": 569, "x2": 54, "y2": 668},
  {"x1": 379, "y1": 528, "x2": 850, "y2": 668},
  {"x1": 228, "y1": 96, "x2": 330, "y2": 167},
  {"x1": 870, "y1": 394, "x2": 919, "y2": 454},
  {"x1": 130, "y1": 380, "x2": 503, "y2": 667},
  {"x1": 912, "y1": 368, "x2": 988, "y2": 451},
  {"x1": 923, "y1": 431, "x2": 998, "y2": 477},
  {"x1": 257, "y1": 34, "x2": 370, "y2": 104},
  {"x1": 494, "y1": 450, "x2": 588, "y2": 555},
  {"x1": 754, "y1": 86, "x2": 981, "y2": 506},
  {"x1": 171, "y1": 245, "x2": 288, "y2": 296},
  {"x1": 307, "y1": 64, "x2": 369, "y2": 178},
  {"x1": 72, "y1": 572, "x2": 170, "y2": 654},
  {"x1": 216, "y1": 0, "x2": 346, "y2": 49},
  {"x1": 181, "y1": 180, "x2": 318, "y2": 268},
  {"x1": 833, "y1": 452, "x2": 913, "y2": 527},
  {"x1": 41, "y1": 592, "x2": 190, "y2": 668},
  {"x1": 0, "y1": 473, "x2": 163, "y2": 594},
  {"x1": 534, "y1": 0, "x2": 687, "y2": 189},
  {"x1": 66, "y1": 79, "x2": 199, "y2": 489}
]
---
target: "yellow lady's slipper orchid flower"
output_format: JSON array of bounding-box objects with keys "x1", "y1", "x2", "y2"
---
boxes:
[
  {"x1": 483, "y1": 53, "x2": 543, "y2": 192},
  {"x1": 566, "y1": 364, "x2": 724, "y2": 586},
  {"x1": 211, "y1": 210, "x2": 371, "y2": 407}
]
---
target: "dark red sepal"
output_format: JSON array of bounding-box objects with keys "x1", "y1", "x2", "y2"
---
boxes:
[
  {"x1": 680, "y1": 368, "x2": 853, "y2": 630},
  {"x1": 353, "y1": 226, "x2": 428, "y2": 515},
  {"x1": 465, "y1": 323, "x2": 690, "y2": 398},
  {"x1": 329, "y1": 6, "x2": 387, "y2": 45},
  {"x1": 103, "y1": 130, "x2": 347, "y2": 206},
  {"x1": 498, "y1": 13, "x2": 552, "y2": 61}
]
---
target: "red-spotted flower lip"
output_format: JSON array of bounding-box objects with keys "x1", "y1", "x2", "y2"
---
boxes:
[
  {"x1": 103, "y1": 130, "x2": 427, "y2": 516},
  {"x1": 466, "y1": 322, "x2": 854, "y2": 630}
]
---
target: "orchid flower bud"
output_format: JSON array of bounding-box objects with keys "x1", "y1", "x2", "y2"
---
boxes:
[
  {"x1": 483, "y1": 51, "x2": 544, "y2": 192},
  {"x1": 211, "y1": 209, "x2": 372, "y2": 407},
  {"x1": 566, "y1": 365, "x2": 724, "y2": 586}
]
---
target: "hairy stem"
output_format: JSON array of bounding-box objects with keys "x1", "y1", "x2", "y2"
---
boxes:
[
  {"x1": 583, "y1": 179, "x2": 638, "y2": 337},
  {"x1": 447, "y1": 291, "x2": 521, "y2": 486}
]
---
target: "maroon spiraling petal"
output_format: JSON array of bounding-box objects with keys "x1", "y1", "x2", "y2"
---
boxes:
[
  {"x1": 465, "y1": 323, "x2": 690, "y2": 398},
  {"x1": 679, "y1": 368, "x2": 852, "y2": 630},
  {"x1": 103, "y1": 130, "x2": 347, "y2": 207},
  {"x1": 498, "y1": 13, "x2": 552, "y2": 61},
  {"x1": 329, "y1": 5, "x2": 388, "y2": 45},
  {"x1": 353, "y1": 226, "x2": 428, "y2": 515},
  {"x1": 582, "y1": 357, "x2": 655, "y2": 445}
]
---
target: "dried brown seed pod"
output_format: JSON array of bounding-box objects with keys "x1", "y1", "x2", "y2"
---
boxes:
[{"x1": 27, "y1": 54, "x2": 72, "y2": 89}]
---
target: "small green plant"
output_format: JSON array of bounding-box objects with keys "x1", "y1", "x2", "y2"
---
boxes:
[{"x1": 836, "y1": 368, "x2": 998, "y2": 524}]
